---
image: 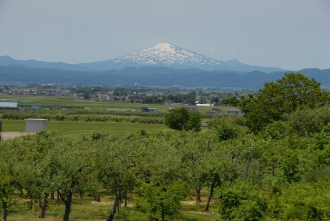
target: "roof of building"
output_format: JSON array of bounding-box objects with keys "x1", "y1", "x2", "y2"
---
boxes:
[
  {"x1": 0, "y1": 102, "x2": 18, "y2": 108},
  {"x1": 196, "y1": 104, "x2": 212, "y2": 106},
  {"x1": 25, "y1": 118, "x2": 48, "y2": 121}
]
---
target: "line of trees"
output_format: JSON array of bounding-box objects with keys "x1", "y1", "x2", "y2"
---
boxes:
[{"x1": 222, "y1": 73, "x2": 330, "y2": 133}]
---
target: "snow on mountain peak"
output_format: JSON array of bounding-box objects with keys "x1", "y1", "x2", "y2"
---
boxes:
[
  {"x1": 151, "y1": 42, "x2": 175, "y2": 51},
  {"x1": 111, "y1": 42, "x2": 222, "y2": 67}
]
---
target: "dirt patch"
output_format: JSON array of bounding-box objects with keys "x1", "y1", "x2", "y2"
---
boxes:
[
  {"x1": 181, "y1": 200, "x2": 198, "y2": 205},
  {"x1": 90, "y1": 201, "x2": 133, "y2": 208},
  {"x1": 0, "y1": 132, "x2": 35, "y2": 140},
  {"x1": 90, "y1": 201, "x2": 112, "y2": 205},
  {"x1": 188, "y1": 210, "x2": 214, "y2": 215},
  {"x1": 181, "y1": 200, "x2": 209, "y2": 206}
]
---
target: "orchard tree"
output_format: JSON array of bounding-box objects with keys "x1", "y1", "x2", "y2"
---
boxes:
[
  {"x1": 165, "y1": 107, "x2": 189, "y2": 131},
  {"x1": 186, "y1": 112, "x2": 202, "y2": 132},
  {"x1": 139, "y1": 182, "x2": 185, "y2": 221},
  {"x1": 165, "y1": 107, "x2": 202, "y2": 132},
  {"x1": 95, "y1": 138, "x2": 144, "y2": 221},
  {"x1": 46, "y1": 138, "x2": 96, "y2": 221},
  {"x1": 0, "y1": 176, "x2": 13, "y2": 221},
  {"x1": 0, "y1": 169, "x2": 13, "y2": 221}
]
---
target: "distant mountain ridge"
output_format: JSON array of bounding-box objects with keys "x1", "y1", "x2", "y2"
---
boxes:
[
  {"x1": 0, "y1": 42, "x2": 283, "y2": 72},
  {"x1": 0, "y1": 55, "x2": 88, "y2": 71},
  {"x1": 2, "y1": 42, "x2": 328, "y2": 88},
  {"x1": 0, "y1": 64, "x2": 329, "y2": 88}
]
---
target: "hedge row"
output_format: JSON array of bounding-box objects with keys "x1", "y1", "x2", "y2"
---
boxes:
[{"x1": 0, "y1": 112, "x2": 164, "y2": 124}]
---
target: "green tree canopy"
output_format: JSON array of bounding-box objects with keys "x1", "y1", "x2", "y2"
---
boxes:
[
  {"x1": 165, "y1": 107, "x2": 202, "y2": 131},
  {"x1": 226, "y1": 73, "x2": 330, "y2": 133},
  {"x1": 165, "y1": 107, "x2": 190, "y2": 131}
]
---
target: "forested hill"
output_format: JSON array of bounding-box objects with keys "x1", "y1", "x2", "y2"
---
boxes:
[{"x1": 1, "y1": 64, "x2": 329, "y2": 88}]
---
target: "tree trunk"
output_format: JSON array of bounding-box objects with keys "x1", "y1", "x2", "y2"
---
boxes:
[
  {"x1": 63, "y1": 191, "x2": 72, "y2": 221},
  {"x1": 39, "y1": 194, "x2": 48, "y2": 218},
  {"x1": 50, "y1": 192, "x2": 54, "y2": 200},
  {"x1": 123, "y1": 191, "x2": 127, "y2": 207},
  {"x1": 2, "y1": 201, "x2": 7, "y2": 221},
  {"x1": 19, "y1": 187, "x2": 23, "y2": 197},
  {"x1": 161, "y1": 202, "x2": 165, "y2": 221},
  {"x1": 258, "y1": 160, "x2": 261, "y2": 187},
  {"x1": 107, "y1": 185, "x2": 121, "y2": 221},
  {"x1": 94, "y1": 194, "x2": 101, "y2": 202},
  {"x1": 27, "y1": 200, "x2": 33, "y2": 210},
  {"x1": 271, "y1": 157, "x2": 275, "y2": 176},
  {"x1": 195, "y1": 185, "x2": 202, "y2": 204},
  {"x1": 57, "y1": 191, "x2": 60, "y2": 201},
  {"x1": 205, "y1": 177, "x2": 217, "y2": 211},
  {"x1": 243, "y1": 156, "x2": 252, "y2": 181},
  {"x1": 206, "y1": 140, "x2": 210, "y2": 152}
]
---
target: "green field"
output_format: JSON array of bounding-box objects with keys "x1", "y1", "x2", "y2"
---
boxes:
[
  {"x1": 0, "y1": 95, "x2": 228, "y2": 136},
  {"x1": 0, "y1": 95, "x2": 236, "y2": 114},
  {"x1": 2, "y1": 120, "x2": 168, "y2": 136}
]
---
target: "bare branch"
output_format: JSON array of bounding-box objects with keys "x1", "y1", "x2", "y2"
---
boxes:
[{"x1": 126, "y1": 163, "x2": 135, "y2": 169}]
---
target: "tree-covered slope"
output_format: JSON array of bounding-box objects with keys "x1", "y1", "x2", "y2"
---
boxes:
[{"x1": 0, "y1": 64, "x2": 329, "y2": 88}]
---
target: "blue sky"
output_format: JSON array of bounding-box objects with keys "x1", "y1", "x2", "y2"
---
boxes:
[{"x1": 0, "y1": 0, "x2": 329, "y2": 70}]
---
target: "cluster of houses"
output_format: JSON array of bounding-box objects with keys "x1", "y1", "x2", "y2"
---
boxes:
[
  {"x1": 1, "y1": 85, "x2": 241, "y2": 104},
  {"x1": 0, "y1": 100, "x2": 244, "y2": 116},
  {"x1": 0, "y1": 86, "x2": 71, "y2": 96}
]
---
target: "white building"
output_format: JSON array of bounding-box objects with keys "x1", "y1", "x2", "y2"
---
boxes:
[{"x1": 25, "y1": 119, "x2": 48, "y2": 132}]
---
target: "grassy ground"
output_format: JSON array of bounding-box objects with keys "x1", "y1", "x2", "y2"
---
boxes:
[
  {"x1": 8, "y1": 189, "x2": 218, "y2": 221},
  {"x1": 1, "y1": 120, "x2": 168, "y2": 136}
]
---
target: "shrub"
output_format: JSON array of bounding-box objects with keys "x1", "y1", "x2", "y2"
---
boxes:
[{"x1": 216, "y1": 122, "x2": 239, "y2": 141}]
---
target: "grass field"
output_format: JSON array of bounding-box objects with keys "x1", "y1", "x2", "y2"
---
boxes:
[{"x1": 1, "y1": 120, "x2": 168, "y2": 136}]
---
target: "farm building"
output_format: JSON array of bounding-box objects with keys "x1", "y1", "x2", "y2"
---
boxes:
[
  {"x1": 25, "y1": 118, "x2": 48, "y2": 132},
  {"x1": 0, "y1": 102, "x2": 19, "y2": 111},
  {"x1": 188, "y1": 108, "x2": 198, "y2": 113},
  {"x1": 52, "y1": 105, "x2": 62, "y2": 110},
  {"x1": 196, "y1": 103, "x2": 213, "y2": 107},
  {"x1": 147, "y1": 108, "x2": 157, "y2": 112},
  {"x1": 31, "y1": 105, "x2": 41, "y2": 110},
  {"x1": 228, "y1": 110, "x2": 244, "y2": 115},
  {"x1": 141, "y1": 107, "x2": 157, "y2": 112},
  {"x1": 208, "y1": 108, "x2": 221, "y2": 114}
]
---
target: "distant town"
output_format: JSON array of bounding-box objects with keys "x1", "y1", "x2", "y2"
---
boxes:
[{"x1": 0, "y1": 84, "x2": 249, "y2": 106}]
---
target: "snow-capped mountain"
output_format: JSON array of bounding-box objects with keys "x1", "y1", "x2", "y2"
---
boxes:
[
  {"x1": 79, "y1": 42, "x2": 283, "y2": 72},
  {"x1": 0, "y1": 43, "x2": 284, "y2": 72},
  {"x1": 111, "y1": 42, "x2": 223, "y2": 67}
]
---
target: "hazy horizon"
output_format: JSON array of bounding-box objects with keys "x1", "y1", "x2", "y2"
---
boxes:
[{"x1": 0, "y1": 0, "x2": 329, "y2": 70}]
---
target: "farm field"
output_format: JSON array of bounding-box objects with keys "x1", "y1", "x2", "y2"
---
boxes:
[
  {"x1": 0, "y1": 95, "x2": 219, "y2": 137},
  {"x1": 1, "y1": 120, "x2": 168, "y2": 136},
  {"x1": 0, "y1": 95, "x2": 236, "y2": 114}
]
